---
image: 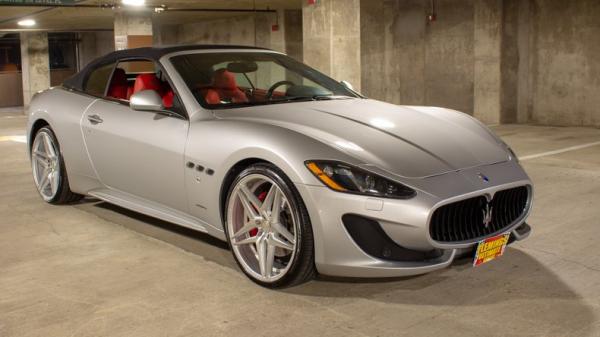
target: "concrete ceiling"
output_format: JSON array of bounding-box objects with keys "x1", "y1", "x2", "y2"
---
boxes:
[{"x1": 0, "y1": 0, "x2": 302, "y2": 31}]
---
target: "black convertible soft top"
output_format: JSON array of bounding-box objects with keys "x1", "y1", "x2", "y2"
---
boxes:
[{"x1": 63, "y1": 44, "x2": 270, "y2": 91}]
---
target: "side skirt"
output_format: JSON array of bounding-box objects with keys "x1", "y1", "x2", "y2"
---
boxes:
[{"x1": 88, "y1": 189, "x2": 227, "y2": 241}]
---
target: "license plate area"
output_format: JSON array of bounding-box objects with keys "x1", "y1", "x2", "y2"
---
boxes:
[{"x1": 473, "y1": 233, "x2": 510, "y2": 267}]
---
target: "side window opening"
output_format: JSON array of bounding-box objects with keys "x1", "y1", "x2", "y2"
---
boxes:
[
  {"x1": 105, "y1": 59, "x2": 180, "y2": 113},
  {"x1": 84, "y1": 62, "x2": 115, "y2": 97}
]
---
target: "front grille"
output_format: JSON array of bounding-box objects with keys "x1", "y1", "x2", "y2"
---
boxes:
[{"x1": 429, "y1": 186, "x2": 529, "y2": 243}]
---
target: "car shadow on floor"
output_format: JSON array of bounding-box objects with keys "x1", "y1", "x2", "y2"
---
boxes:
[
  {"x1": 75, "y1": 198, "x2": 595, "y2": 336},
  {"x1": 289, "y1": 249, "x2": 595, "y2": 336},
  {"x1": 290, "y1": 248, "x2": 573, "y2": 304},
  {"x1": 74, "y1": 198, "x2": 237, "y2": 271}
]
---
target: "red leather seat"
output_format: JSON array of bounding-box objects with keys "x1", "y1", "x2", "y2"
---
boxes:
[
  {"x1": 132, "y1": 73, "x2": 174, "y2": 108},
  {"x1": 107, "y1": 68, "x2": 129, "y2": 100},
  {"x1": 204, "y1": 69, "x2": 248, "y2": 104}
]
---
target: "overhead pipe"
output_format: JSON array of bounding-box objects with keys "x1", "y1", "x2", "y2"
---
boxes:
[
  {"x1": 0, "y1": 2, "x2": 276, "y2": 29},
  {"x1": 0, "y1": 3, "x2": 277, "y2": 13},
  {"x1": 0, "y1": 28, "x2": 113, "y2": 33}
]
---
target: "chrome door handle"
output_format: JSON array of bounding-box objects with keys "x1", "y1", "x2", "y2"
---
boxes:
[{"x1": 87, "y1": 114, "x2": 103, "y2": 125}]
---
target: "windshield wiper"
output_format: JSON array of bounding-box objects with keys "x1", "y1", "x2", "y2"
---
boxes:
[
  {"x1": 270, "y1": 95, "x2": 353, "y2": 104},
  {"x1": 209, "y1": 95, "x2": 355, "y2": 108}
]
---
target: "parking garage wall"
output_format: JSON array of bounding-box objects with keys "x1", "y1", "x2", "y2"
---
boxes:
[
  {"x1": 361, "y1": 0, "x2": 475, "y2": 115},
  {"x1": 155, "y1": 13, "x2": 285, "y2": 52},
  {"x1": 171, "y1": 16, "x2": 258, "y2": 47},
  {"x1": 361, "y1": 0, "x2": 600, "y2": 127},
  {"x1": 527, "y1": 0, "x2": 600, "y2": 126},
  {"x1": 79, "y1": 31, "x2": 114, "y2": 69}
]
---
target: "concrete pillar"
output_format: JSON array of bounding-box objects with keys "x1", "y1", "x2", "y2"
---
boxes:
[
  {"x1": 500, "y1": 0, "x2": 520, "y2": 124},
  {"x1": 254, "y1": 12, "x2": 272, "y2": 49},
  {"x1": 269, "y1": 9, "x2": 286, "y2": 53},
  {"x1": 516, "y1": 0, "x2": 531, "y2": 124},
  {"x1": 473, "y1": 0, "x2": 502, "y2": 125},
  {"x1": 360, "y1": 0, "x2": 385, "y2": 100},
  {"x1": 20, "y1": 32, "x2": 50, "y2": 109},
  {"x1": 284, "y1": 9, "x2": 303, "y2": 61},
  {"x1": 302, "y1": 0, "x2": 361, "y2": 91},
  {"x1": 114, "y1": 11, "x2": 153, "y2": 50},
  {"x1": 78, "y1": 31, "x2": 115, "y2": 69}
]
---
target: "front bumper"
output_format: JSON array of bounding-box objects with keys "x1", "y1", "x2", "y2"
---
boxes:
[{"x1": 294, "y1": 160, "x2": 533, "y2": 278}]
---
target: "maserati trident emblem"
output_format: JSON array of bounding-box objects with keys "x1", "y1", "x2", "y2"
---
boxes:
[{"x1": 482, "y1": 203, "x2": 493, "y2": 228}]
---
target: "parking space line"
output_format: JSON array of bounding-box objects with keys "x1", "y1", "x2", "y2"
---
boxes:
[
  {"x1": 0, "y1": 115, "x2": 26, "y2": 119},
  {"x1": 0, "y1": 135, "x2": 26, "y2": 143},
  {"x1": 520, "y1": 141, "x2": 600, "y2": 161}
]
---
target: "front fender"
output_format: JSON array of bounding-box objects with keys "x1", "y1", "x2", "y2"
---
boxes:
[{"x1": 183, "y1": 118, "x2": 358, "y2": 234}]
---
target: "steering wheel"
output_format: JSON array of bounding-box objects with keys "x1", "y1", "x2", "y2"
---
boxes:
[{"x1": 266, "y1": 81, "x2": 295, "y2": 100}]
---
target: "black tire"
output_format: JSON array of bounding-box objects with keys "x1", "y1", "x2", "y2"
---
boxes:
[
  {"x1": 32, "y1": 126, "x2": 83, "y2": 204},
  {"x1": 224, "y1": 163, "x2": 316, "y2": 288}
]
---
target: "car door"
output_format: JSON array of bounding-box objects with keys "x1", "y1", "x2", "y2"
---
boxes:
[{"x1": 81, "y1": 60, "x2": 189, "y2": 213}]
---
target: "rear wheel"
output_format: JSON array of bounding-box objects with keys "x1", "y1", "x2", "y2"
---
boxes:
[
  {"x1": 31, "y1": 126, "x2": 83, "y2": 204},
  {"x1": 224, "y1": 163, "x2": 315, "y2": 288}
]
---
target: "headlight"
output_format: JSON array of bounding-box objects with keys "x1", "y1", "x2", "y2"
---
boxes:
[{"x1": 305, "y1": 161, "x2": 416, "y2": 199}]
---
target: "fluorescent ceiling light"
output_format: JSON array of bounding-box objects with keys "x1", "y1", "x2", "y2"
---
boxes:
[
  {"x1": 17, "y1": 19, "x2": 36, "y2": 27},
  {"x1": 122, "y1": 0, "x2": 145, "y2": 6}
]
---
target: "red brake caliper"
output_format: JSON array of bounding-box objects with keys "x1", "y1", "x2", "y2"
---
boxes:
[{"x1": 249, "y1": 191, "x2": 267, "y2": 237}]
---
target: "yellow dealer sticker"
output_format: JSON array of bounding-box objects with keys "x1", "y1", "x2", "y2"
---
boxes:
[{"x1": 473, "y1": 233, "x2": 510, "y2": 267}]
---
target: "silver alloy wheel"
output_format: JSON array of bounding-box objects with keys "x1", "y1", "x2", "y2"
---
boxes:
[
  {"x1": 227, "y1": 174, "x2": 298, "y2": 283},
  {"x1": 31, "y1": 130, "x2": 61, "y2": 202}
]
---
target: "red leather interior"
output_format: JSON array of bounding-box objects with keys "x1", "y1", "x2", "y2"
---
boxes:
[
  {"x1": 133, "y1": 73, "x2": 163, "y2": 95},
  {"x1": 132, "y1": 73, "x2": 174, "y2": 108},
  {"x1": 204, "y1": 69, "x2": 248, "y2": 104},
  {"x1": 107, "y1": 68, "x2": 129, "y2": 100},
  {"x1": 213, "y1": 69, "x2": 237, "y2": 90},
  {"x1": 204, "y1": 90, "x2": 221, "y2": 104},
  {"x1": 162, "y1": 90, "x2": 174, "y2": 108}
]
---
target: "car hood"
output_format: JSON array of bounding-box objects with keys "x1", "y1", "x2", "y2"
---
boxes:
[{"x1": 214, "y1": 98, "x2": 509, "y2": 178}]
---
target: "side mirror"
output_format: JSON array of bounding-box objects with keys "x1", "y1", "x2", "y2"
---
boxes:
[
  {"x1": 130, "y1": 90, "x2": 164, "y2": 112},
  {"x1": 340, "y1": 80, "x2": 354, "y2": 91}
]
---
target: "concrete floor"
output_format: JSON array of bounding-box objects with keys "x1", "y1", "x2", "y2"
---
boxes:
[{"x1": 1, "y1": 112, "x2": 600, "y2": 337}]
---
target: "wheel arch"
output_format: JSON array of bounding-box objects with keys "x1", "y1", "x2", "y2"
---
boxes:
[
  {"x1": 28, "y1": 118, "x2": 50, "y2": 151},
  {"x1": 219, "y1": 157, "x2": 273, "y2": 229}
]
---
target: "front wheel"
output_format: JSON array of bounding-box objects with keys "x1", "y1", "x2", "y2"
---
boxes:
[{"x1": 224, "y1": 163, "x2": 316, "y2": 288}]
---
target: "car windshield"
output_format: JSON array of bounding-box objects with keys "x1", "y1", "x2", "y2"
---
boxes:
[{"x1": 169, "y1": 52, "x2": 359, "y2": 108}]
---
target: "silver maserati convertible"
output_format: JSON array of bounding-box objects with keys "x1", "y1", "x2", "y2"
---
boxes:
[{"x1": 27, "y1": 45, "x2": 532, "y2": 287}]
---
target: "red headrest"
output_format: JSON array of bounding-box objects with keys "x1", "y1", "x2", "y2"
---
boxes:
[
  {"x1": 212, "y1": 69, "x2": 238, "y2": 90},
  {"x1": 133, "y1": 73, "x2": 162, "y2": 95}
]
